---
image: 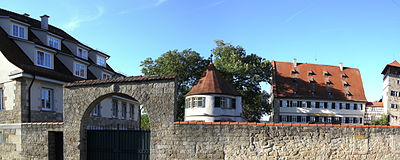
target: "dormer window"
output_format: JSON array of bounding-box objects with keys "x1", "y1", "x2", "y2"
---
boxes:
[
  {"x1": 77, "y1": 48, "x2": 88, "y2": 59},
  {"x1": 342, "y1": 74, "x2": 348, "y2": 78},
  {"x1": 308, "y1": 71, "x2": 315, "y2": 76},
  {"x1": 323, "y1": 71, "x2": 331, "y2": 76},
  {"x1": 326, "y1": 79, "x2": 333, "y2": 85},
  {"x1": 12, "y1": 24, "x2": 25, "y2": 39},
  {"x1": 291, "y1": 70, "x2": 299, "y2": 74},
  {"x1": 346, "y1": 92, "x2": 352, "y2": 96},
  {"x1": 48, "y1": 36, "x2": 60, "y2": 49},
  {"x1": 36, "y1": 50, "x2": 52, "y2": 69},
  {"x1": 344, "y1": 81, "x2": 350, "y2": 87},
  {"x1": 102, "y1": 72, "x2": 112, "y2": 79},
  {"x1": 74, "y1": 62, "x2": 86, "y2": 78},
  {"x1": 309, "y1": 77, "x2": 316, "y2": 83},
  {"x1": 97, "y1": 55, "x2": 106, "y2": 67}
]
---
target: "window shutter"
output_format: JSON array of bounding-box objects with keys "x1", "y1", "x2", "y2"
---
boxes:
[
  {"x1": 202, "y1": 97, "x2": 205, "y2": 108},
  {"x1": 215, "y1": 97, "x2": 220, "y2": 108}
]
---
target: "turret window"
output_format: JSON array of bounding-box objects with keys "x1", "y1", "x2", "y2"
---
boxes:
[{"x1": 194, "y1": 97, "x2": 205, "y2": 108}]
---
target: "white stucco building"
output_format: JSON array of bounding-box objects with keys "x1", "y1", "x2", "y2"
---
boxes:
[
  {"x1": 184, "y1": 64, "x2": 245, "y2": 122},
  {"x1": 270, "y1": 59, "x2": 367, "y2": 124}
]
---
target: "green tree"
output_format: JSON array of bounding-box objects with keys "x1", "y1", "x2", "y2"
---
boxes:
[
  {"x1": 212, "y1": 40, "x2": 272, "y2": 121},
  {"x1": 140, "y1": 41, "x2": 272, "y2": 122},
  {"x1": 141, "y1": 114, "x2": 150, "y2": 130},
  {"x1": 370, "y1": 115, "x2": 389, "y2": 126},
  {"x1": 141, "y1": 49, "x2": 209, "y2": 121}
]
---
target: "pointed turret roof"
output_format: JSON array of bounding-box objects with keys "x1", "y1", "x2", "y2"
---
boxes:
[
  {"x1": 382, "y1": 60, "x2": 400, "y2": 74},
  {"x1": 186, "y1": 64, "x2": 241, "y2": 96}
]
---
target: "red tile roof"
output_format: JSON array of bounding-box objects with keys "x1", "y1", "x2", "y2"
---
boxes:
[
  {"x1": 186, "y1": 64, "x2": 241, "y2": 96},
  {"x1": 272, "y1": 61, "x2": 367, "y2": 102},
  {"x1": 381, "y1": 60, "x2": 400, "y2": 74},
  {"x1": 366, "y1": 102, "x2": 383, "y2": 107}
]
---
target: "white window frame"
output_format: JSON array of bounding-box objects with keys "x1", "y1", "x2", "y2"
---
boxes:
[
  {"x1": 301, "y1": 116, "x2": 306, "y2": 123},
  {"x1": 12, "y1": 24, "x2": 25, "y2": 39},
  {"x1": 41, "y1": 88, "x2": 53, "y2": 111},
  {"x1": 282, "y1": 115, "x2": 287, "y2": 122},
  {"x1": 194, "y1": 97, "x2": 205, "y2": 108},
  {"x1": 0, "y1": 88, "x2": 3, "y2": 112},
  {"x1": 48, "y1": 36, "x2": 60, "y2": 49},
  {"x1": 36, "y1": 50, "x2": 52, "y2": 69},
  {"x1": 97, "y1": 55, "x2": 106, "y2": 67},
  {"x1": 74, "y1": 62, "x2": 87, "y2": 78},
  {"x1": 121, "y1": 102, "x2": 127, "y2": 120},
  {"x1": 112, "y1": 100, "x2": 118, "y2": 118},
  {"x1": 102, "y1": 73, "x2": 112, "y2": 79},
  {"x1": 92, "y1": 104, "x2": 99, "y2": 116},
  {"x1": 129, "y1": 104, "x2": 134, "y2": 120},
  {"x1": 77, "y1": 47, "x2": 88, "y2": 59}
]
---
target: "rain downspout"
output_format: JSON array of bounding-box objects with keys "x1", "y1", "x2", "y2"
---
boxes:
[{"x1": 28, "y1": 74, "x2": 36, "y2": 122}]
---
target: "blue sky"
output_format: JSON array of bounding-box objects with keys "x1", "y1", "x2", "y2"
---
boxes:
[{"x1": 1, "y1": 0, "x2": 400, "y2": 101}]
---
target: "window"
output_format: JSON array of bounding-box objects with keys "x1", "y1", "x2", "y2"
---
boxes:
[
  {"x1": 344, "y1": 81, "x2": 350, "y2": 87},
  {"x1": 332, "y1": 102, "x2": 336, "y2": 109},
  {"x1": 77, "y1": 48, "x2": 88, "y2": 59},
  {"x1": 346, "y1": 103, "x2": 350, "y2": 110},
  {"x1": 41, "y1": 88, "x2": 53, "y2": 110},
  {"x1": 391, "y1": 104, "x2": 398, "y2": 109},
  {"x1": 287, "y1": 115, "x2": 292, "y2": 122},
  {"x1": 74, "y1": 63, "x2": 86, "y2": 78},
  {"x1": 282, "y1": 115, "x2": 287, "y2": 122},
  {"x1": 102, "y1": 73, "x2": 112, "y2": 79},
  {"x1": 129, "y1": 104, "x2": 134, "y2": 120},
  {"x1": 342, "y1": 74, "x2": 348, "y2": 78},
  {"x1": 324, "y1": 102, "x2": 328, "y2": 109},
  {"x1": 0, "y1": 132, "x2": 2, "y2": 145},
  {"x1": 353, "y1": 104, "x2": 358, "y2": 110},
  {"x1": 92, "y1": 104, "x2": 99, "y2": 116},
  {"x1": 339, "y1": 103, "x2": 343, "y2": 109},
  {"x1": 301, "y1": 116, "x2": 307, "y2": 123},
  {"x1": 121, "y1": 102, "x2": 127, "y2": 119},
  {"x1": 360, "y1": 104, "x2": 363, "y2": 110},
  {"x1": 12, "y1": 24, "x2": 25, "y2": 39},
  {"x1": 220, "y1": 97, "x2": 227, "y2": 108},
  {"x1": 324, "y1": 71, "x2": 330, "y2": 76},
  {"x1": 308, "y1": 71, "x2": 315, "y2": 76},
  {"x1": 297, "y1": 101, "x2": 302, "y2": 107},
  {"x1": 0, "y1": 88, "x2": 2, "y2": 112},
  {"x1": 97, "y1": 56, "x2": 106, "y2": 67},
  {"x1": 112, "y1": 100, "x2": 118, "y2": 118},
  {"x1": 48, "y1": 36, "x2": 59, "y2": 49},
  {"x1": 353, "y1": 117, "x2": 358, "y2": 124},
  {"x1": 292, "y1": 116, "x2": 297, "y2": 122},
  {"x1": 315, "y1": 102, "x2": 320, "y2": 108},
  {"x1": 287, "y1": 100, "x2": 293, "y2": 107},
  {"x1": 231, "y1": 98, "x2": 236, "y2": 109},
  {"x1": 306, "y1": 101, "x2": 311, "y2": 108},
  {"x1": 215, "y1": 97, "x2": 221, "y2": 108},
  {"x1": 194, "y1": 97, "x2": 205, "y2": 108},
  {"x1": 36, "y1": 51, "x2": 51, "y2": 69},
  {"x1": 327, "y1": 117, "x2": 332, "y2": 123},
  {"x1": 279, "y1": 100, "x2": 283, "y2": 107},
  {"x1": 345, "y1": 117, "x2": 350, "y2": 123}
]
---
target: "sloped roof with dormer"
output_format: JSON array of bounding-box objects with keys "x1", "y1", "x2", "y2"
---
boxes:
[
  {"x1": 0, "y1": 8, "x2": 116, "y2": 82},
  {"x1": 272, "y1": 61, "x2": 367, "y2": 102},
  {"x1": 186, "y1": 64, "x2": 241, "y2": 97}
]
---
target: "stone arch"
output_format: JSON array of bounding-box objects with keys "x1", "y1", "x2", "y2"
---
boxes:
[{"x1": 63, "y1": 76, "x2": 176, "y2": 160}]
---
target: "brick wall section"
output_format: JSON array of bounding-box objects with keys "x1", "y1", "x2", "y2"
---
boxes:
[{"x1": 155, "y1": 122, "x2": 400, "y2": 159}]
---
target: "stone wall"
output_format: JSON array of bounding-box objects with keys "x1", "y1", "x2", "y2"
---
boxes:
[
  {"x1": 0, "y1": 123, "x2": 63, "y2": 160},
  {"x1": 0, "y1": 80, "x2": 22, "y2": 124},
  {"x1": 155, "y1": 122, "x2": 400, "y2": 159}
]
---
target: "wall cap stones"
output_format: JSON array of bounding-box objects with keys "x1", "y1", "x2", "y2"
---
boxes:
[{"x1": 173, "y1": 121, "x2": 400, "y2": 128}]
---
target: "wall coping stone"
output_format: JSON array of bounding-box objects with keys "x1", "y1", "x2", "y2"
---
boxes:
[{"x1": 174, "y1": 121, "x2": 400, "y2": 128}]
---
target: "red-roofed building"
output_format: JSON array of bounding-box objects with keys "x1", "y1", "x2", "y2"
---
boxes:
[
  {"x1": 270, "y1": 59, "x2": 367, "y2": 124},
  {"x1": 364, "y1": 102, "x2": 384, "y2": 124},
  {"x1": 381, "y1": 60, "x2": 400, "y2": 125},
  {"x1": 184, "y1": 64, "x2": 245, "y2": 122}
]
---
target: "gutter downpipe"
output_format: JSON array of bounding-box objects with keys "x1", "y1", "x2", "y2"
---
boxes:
[{"x1": 28, "y1": 74, "x2": 36, "y2": 122}]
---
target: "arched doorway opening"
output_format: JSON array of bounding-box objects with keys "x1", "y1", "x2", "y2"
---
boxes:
[{"x1": 81, "y1": 93, "x2": 150, "y2": 160}]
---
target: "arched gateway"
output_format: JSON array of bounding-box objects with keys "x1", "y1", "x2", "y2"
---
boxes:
[{"x1": 63, "y1": 75, "x2": 176, "y2": 160}]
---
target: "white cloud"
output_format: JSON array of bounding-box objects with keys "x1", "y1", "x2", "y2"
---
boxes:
[{"x1": 64, "y1": 6, "x2": 104, "y2": 31}]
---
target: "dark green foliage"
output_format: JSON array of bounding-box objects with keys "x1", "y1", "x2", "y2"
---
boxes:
[
  {"x1": 370, "y1": 115, "x2": 389, "y2": 126},
  {"x1": 140, "y1": 41, "x2": 272, "y2": 122},
  {"x1": 140, "y1": 49, "x2": 209, "y2": 121},
  {"x1": 141, "y1": 114, "x2": 150, "y2": 130}
]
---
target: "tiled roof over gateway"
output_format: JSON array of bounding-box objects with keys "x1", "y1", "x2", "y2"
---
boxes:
[
  {"x1": 186, "y1": 64, "x2": 241, "y2": 96},
  {"x1": 272, "y1": 60, "x2": 367, "y2": 102}
]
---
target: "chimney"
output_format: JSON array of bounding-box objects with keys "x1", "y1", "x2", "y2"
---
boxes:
[
  {"x1": 339, "y1": 62, "x2": 343, "y2": 71},
  {"x1": 293, "y1": 58, "x2": 297, "y2": 67},
  {"x1": 22, "y1": 13, "x2": 30, "y2": 17},
  {"x1": 40, "y1": 15, "x2": 49, "y2": 30}
]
